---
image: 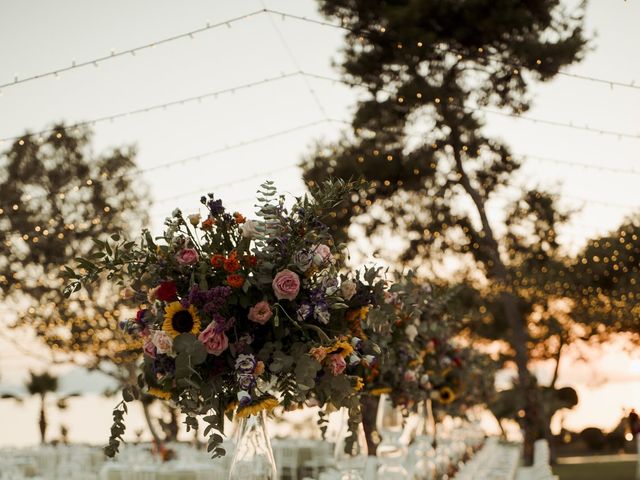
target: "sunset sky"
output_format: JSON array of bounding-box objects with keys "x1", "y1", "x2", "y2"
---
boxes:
[{"x1": 1, "y1": 0, "x2": 639, "y2": 444}]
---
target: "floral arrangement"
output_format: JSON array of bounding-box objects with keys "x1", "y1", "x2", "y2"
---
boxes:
[
  {"x1": 361, "y1": 272, "x2": 463, "y2": 408},
  {"x1": 64, "y1": 180, "x2": 384, "y2": 457}
]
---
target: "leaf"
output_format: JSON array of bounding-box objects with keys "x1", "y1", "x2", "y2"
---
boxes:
[{"x1": 173, "y1": 333, "x2": 198, "y2": 353}]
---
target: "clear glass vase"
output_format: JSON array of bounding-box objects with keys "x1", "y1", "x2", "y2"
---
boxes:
[
  {"x1": 228, "y1": 411, "x2": 277, "y2": 480},
  {"x1": 334, "y1": 408, "x2": 369, "y2": 480},
  {"x1": 409, "y1": 400, "x2": 437, "y2": 480},
  {"x1": 376, "y1": 394, "x2": 409, "y2": 479}
]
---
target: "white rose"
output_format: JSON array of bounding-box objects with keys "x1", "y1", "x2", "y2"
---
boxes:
[
  {"x1": 240, "y1": 220, "x2": 260, "y2": 239},
  {"x1": 405, "y1": 324, "x2": 418, "y2": 342},
  {"x1": 151, "y1": 331, "x2": 174, "y2": 355},
  {"x1": 420, "y1": 374, "x2": 430, "y2": 386},
  {"x1": 341, "y1": 280, "x2": 357, "y2": 300},
  {"x1": 312, "y1": 244, "x2": 333, "y2": 266}
]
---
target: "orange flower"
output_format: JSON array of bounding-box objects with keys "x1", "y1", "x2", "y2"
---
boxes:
[
  {"x1": 201, "y1": 217, "x2": 215, "y2": 230},
  {"x1": 223, "y1": 257, "x2": 241, "y2": 273},
  {"x1": 210, "y1": 254, "x2": 225, "y2": 268},
  {"x1": 226, "y1": 274, "x2": 245, "y2": 288},
  {"x1": 233, "y1": 212, "x2": 246, "y2": 224}
]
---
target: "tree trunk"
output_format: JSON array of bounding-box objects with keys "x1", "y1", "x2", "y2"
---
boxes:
[
  {"x1": 39, "y1": 393, "x2": 47, "y2": 444},
  {"x1": 141, "y1": 400, "x2": 163, "y2": 446},
  {"x1": 545, "y1": 338, "x2": 565, "y2": 464},
  {"x1": 361, "y1": 395, "x2": 379, "y2": 456},
  {"x1": 449, "y1": 129, "x2": 537, "y2": 464}
]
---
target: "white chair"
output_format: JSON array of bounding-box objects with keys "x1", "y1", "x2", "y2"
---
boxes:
[{"x1": 275, "y1": 444, "x2": 300, "y2": 480}]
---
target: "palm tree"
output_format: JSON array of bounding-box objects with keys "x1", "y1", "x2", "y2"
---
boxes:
[{"x1": 26, "y1": 371, "x2": 59, "y2": 444}]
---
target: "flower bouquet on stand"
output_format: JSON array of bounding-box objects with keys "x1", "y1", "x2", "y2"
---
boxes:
[
  {"x1": 357, "y1": 272, "x2": 462, "y2": 478},
  {"x1": 64, "y1": 179, "x2": 385, "y2": 478}
]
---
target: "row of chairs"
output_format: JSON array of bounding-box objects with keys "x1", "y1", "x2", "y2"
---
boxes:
[{"x1": 454, "y1": 438, "x2": 520, "y2": 480}]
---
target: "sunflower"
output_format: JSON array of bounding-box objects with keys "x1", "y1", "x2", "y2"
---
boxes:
[
  {"x1": 236, "y1": 396, "x2": 279, "y2": 418},
  {"x1": 370, "y1": 387, "x2": 392, "y2": 396},
  {"x1": 148, "y1": 388, "x2": 171, "y2": 400},
  {"x1": 163, "y1": 302, "x2": 201, "y2": 337},
  {"x1": 436, "y1": 386, "x2": 456, "y2": 405},
  {"x1": 354, "y1": 377, "x2": 365, "y2": 392},
  {"x1": 325, "y1": 339, "x2": 354, "y2": 358}
]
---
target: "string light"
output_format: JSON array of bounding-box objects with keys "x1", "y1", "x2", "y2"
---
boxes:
[
  {"x1": 0, "y1": 71, "x2": 301, "y2": 143},
  {"x1": 0, "y1": 9, "x2": 266, "y2": 91},
  {"x1": 1, "y1": 118, "x2": 329, "y2": 208},
  {"x1": 301, "y1": 72, "x2": 640, "y2": 140}
]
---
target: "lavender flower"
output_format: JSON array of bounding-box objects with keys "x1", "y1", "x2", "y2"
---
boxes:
[
  {"x1": 237, "y1": 374, "x2": 256, "y2": 390},
  {"x1": 292, "y1": 249, "x2": 313, "y2": 272},
  {"x1": 235, "y1": 354, "x2": 257, "y2": 374},
  {"x1": 297, "y1": 302, "x2": 313, "y2": 322}
]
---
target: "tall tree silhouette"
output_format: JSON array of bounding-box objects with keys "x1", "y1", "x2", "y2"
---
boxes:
[
  {"x1": 302, "y1": 0, "x2": 586, "y2": 462},
  {"x1": 0, "y1": 125, "x2": 148, "y2": 374}
]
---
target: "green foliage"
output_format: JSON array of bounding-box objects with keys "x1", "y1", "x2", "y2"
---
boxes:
[{"x1": 26, "y1": 371, "x2": 59, "y2": 396}]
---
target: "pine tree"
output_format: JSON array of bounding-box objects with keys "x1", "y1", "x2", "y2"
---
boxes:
[{"x1": 302, "y1": 0, "x2": 586, "y2": 462}]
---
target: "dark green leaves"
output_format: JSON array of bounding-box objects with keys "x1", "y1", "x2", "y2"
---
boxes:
[{"x1": 104, "y1": 400, "x2": 128, "y2": 458}]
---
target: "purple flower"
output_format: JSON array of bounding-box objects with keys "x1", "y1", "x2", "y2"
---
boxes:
[
  {"x1": 235, "y1": 354, "x2": 257, "y2": 374},
  {"x1": 202, "y1": 195, "x2": 225, "y2": 216},
  {"x1": 292, "y1": 249, "x2": 313, "y2": 272},
  {"x1": 297, "y1": 302, "x2": 313, "y2": 322},
  {"x1": 322, "y1": 276, "x2": 339, "y2": 295},
  {"x1": 238, "y1": 374, "x2": 256, "y2": 390}
]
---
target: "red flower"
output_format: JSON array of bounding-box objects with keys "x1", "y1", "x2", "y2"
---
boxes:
[
  {"x1": 223, "y1": 257, "x2": 241, "y2": 273},
  {"x1": 201, "y1": 217, "x2": 215, "y2": 230},
  {"x1": 210, "y1": 254, "x2": 225, "y2": 268},
  {"x1": 226, "y1": 274, "x2": 245, "y2": 289},
  {"x1": 242, "y1": 255, "x2": 257, "y2": 267},
  {"x1": 156, "y1": 281, "x2": 177, "y2": 302}
]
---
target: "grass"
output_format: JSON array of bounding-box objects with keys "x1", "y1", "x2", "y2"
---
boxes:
[{"x1": 554, "y1": 460, "x2": 636, "y2": 479}]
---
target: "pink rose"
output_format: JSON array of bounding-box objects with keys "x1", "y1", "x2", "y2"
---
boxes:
[
  {"x1": 328, "y1": 354, "x2": 347, "y2": 376},
  {"x1": 404, "y1": 370, "x2": 417, "y2": 382},
  {"x1": 198, "y1": 323, "x2": 229, "y2": 356},
  {"x1": 151, "y1": 331, "x2": 173, "y2": 355},
  {"x1": 176, "y1": 248, "x2": 199, "y2": 266},
  {"x1": 143, "y1": 338, "x2": 157, "y2": 359},
  {"x1": 248, "y1": 301, "x2": 273, "y2": 325},
  {"x1": 272, "y1": 269, "x2": 300, "y2": 301},
  {"x1": 313, "y1": 244, "x2": 333, "y2": 266}
]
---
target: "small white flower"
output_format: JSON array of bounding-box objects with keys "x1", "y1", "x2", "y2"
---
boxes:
[
  {"x1": 348, "y1": 354, "x2": 360, "y2": 366},
  {"x1": 405, "y1": 324, "x2": 418, "y2": 342},
  {"x1": 362, "y1": 355, "x2": 375, "y2": 366},
  {"x1": 341, "y1": 280, "x2": 357, "y2": 300}
]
